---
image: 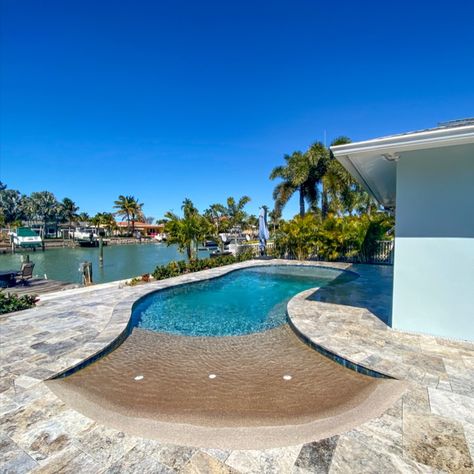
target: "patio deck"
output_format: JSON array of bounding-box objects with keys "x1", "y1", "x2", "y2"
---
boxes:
[
  {"x1": 0, "y1": 260, "x2": 472, "y2": 473},
  {"x1": 2, "y1": 279, "x2": 78, "y2": 297}
]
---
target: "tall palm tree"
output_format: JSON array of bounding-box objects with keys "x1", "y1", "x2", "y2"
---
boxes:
[
  {"x1": 129, "y1": 198, "x2": 144, "y2": 234},
  {"x1": 29, "y1": 191, "x2": 60, "y2": 236},
  {"x1": 113, "y1": 195, "x2": 144, "y2": 235},
  {"x1": 61, "y1": 197, "x2": 79, "y2": 232},
  {"x1": 324, "y1": 137, "x2": 377, "y2": 217},
  {"x1": 270, "y1": 146, "x2": 327, "y2": 217}
]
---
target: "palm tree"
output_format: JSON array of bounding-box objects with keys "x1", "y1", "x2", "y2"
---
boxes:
[
  {"x1": 129, "y1": 198, "x2": 145, "y2": 234},
  {"x1": 78, "y1": 212, "x2": 90, "y2": 223},
  {"x1": 61, "y1": 197, "x2": 79, "y2": 233},
  {"x1": 226, "y1": 195, "x2": 251, "y2": 229},
  {"x1": 268, "y1": 209, "x2": 281, "y2": 233},
  {"x1": 113, "y1": 195, "x2": 144, "y2": 235},
  {"x1": 204, "y1": 203, "x2": 227, "y2": 235},
  {"x1": 270, "y1": 146, "x2": 327, "y2": 217},
  {"x1": 29, "y1": 191, "x2": 60, "y2": 237},
  {"x1": 91, "y1": 212, "x2": 116, "y2": 235},
  {"x1": 323, "y1": 137, "x2": 377, "y2": 217},
  {"x1": 165, "y1": 199, "x2": 211, "y2": 259},
  {"x1": 0, "y1": 188, "x2": 24, "y2": 225}
]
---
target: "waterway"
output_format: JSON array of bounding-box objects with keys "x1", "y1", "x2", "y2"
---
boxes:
[{"x1": 0, "y1": 244, "x2": 209, "y2": 284}]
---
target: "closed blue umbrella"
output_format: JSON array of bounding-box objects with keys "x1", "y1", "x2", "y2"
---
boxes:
[{"x1": 258, "y1": 207, "x2": 270, "y2": 256}]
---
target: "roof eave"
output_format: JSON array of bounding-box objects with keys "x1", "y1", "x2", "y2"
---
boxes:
[{"x1": 331, "y1": 125, "x2": 474, "y2": 158}]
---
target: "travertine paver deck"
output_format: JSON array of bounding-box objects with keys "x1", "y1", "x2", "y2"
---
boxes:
[{"x1": 0, "y1": 259, "x2": 473, "y2": 473}]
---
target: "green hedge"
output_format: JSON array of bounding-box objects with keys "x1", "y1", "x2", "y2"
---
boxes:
[
  {"x1": 152, "y1": 251, "x2": 254, "y2": 280},
  {"x1": 0, "y1": 292, "x2": 38, "y2": 315}
]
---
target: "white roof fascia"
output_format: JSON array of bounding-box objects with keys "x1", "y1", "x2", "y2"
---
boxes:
[{"x1": 331, "y1": 124, "x2": 474, "y2": 158}]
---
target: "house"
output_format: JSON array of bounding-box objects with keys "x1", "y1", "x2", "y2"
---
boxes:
[
  {"x1": 331, "y1": 119, "x2": 474, "y2": 342},
  {"x1": 115, "y1": 221, "x2": 165, "y2": 237}
]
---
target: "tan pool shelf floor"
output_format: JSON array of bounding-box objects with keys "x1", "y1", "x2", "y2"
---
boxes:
[{"x1": 47, "y1": 326, "x2": 406, "y2": 449}]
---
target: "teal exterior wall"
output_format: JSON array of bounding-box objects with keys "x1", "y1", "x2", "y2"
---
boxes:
[{"x1": 392, "y1": 143, "x2": 474, "y2": 341}]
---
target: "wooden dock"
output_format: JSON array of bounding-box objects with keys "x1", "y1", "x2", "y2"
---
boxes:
[{"x1": 3, "y1": 279, "x2": 79, "y2": 296}]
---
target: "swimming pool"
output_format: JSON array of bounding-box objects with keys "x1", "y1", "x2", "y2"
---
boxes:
[
  {"x1": 48, "y1": 262, "x2": 405, "y2": 449},
  {"x1": 131, "y1": 265, "x2": 356, "y2": 336}
]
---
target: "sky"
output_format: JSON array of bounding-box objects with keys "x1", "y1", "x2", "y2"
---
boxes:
[{"x1": 1, "y1": 0, "x2": 473, "y2": 220}]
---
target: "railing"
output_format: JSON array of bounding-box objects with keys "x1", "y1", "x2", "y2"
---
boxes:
[
  {"x1": 236, "y1": 242, "x2": 275, "y2": 257},
  {"x1": 368, "y1": 240, "x2": 394, "y2": 264},
  {"x1": 238, "y1": 240, "x2": 394, "y2": 265},
  {"x1": 327, "y1": 240, "x2": 394, "y2": 264}
]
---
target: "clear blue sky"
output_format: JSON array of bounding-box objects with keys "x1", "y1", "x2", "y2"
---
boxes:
[{"x1": 1, "y1": 0, "x2": 473, "y2": 220}]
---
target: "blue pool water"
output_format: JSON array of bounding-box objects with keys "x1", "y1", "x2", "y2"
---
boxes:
[{"x1": 131, "y1": 265, "x2": 356, "y2": 336}]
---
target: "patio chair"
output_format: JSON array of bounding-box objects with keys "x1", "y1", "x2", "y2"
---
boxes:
[{"x1": 16, "y1": 262, "x2": 35, "y2": 285}]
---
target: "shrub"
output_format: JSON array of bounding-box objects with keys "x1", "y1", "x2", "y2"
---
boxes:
[
  {"x1": 273, "y1": 213, "x2": 394, "y2": 262},
  {"x1": 151, "y1": 252, "x2": 254, "y2": 281},
  {"x1": 274, "y1": 214, "x2": 320, "y2": 260},
  {"x1": 126, "y1": 273, "x2": 152, "y2": 286},
  {"x1": 0, "y1": 292, "x2": 38, "y2": 315}
]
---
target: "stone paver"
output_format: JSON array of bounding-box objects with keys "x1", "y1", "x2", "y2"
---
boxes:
[{"x1": 1, "y1": 259, "x2": 473, "y2": 473}]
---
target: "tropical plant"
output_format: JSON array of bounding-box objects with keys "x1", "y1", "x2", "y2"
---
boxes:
[
  {"x1": 245, "y1": 213, "x2": 258, "y2": 230},
  {"x1": 270, "y1": 137, "x2": 379, "y2": 220},
  {"x1": 0, "y1": 292, "x2": 38, "y2": 315},
  {"x1": 225, "y1": 195, "x2": 251, "y2": 229},
  {"x1": 315, "y1": 215, "x2": 369, "y2": 261},
  {"x1": 164, "y1": 199, "x2": 212, "y2": 259},
  {"x1": 152, "y1": 251, "x2": 254, "y2": 280},
  {"x1": 270, "y1": 145, "x2": 327, "y2": 218},
  {"x1": 360, "y1": 213, "x2": 394, "y2": 261},
  {"x1": 113, "y1": 195, "x2": 144, "y2": 235},
  {"x1": 77, "y1": 212, "x2": 90, "y2": 223},
  {"x1": 61, "y1": 197, "x2": 79, "y2": 230},
  {"x1": 273, "y1": 214, "x2": 320, "y2": 260},
  {"x1": 0, "y1": 188, "x2": 24, "y2": 225},
  {"x1": 268, "y1": 209, "x2": 281, "y2": 233},
  {"x1": 29, "y1": 191, "x2": 61, "y2": 236},
  {"x1": 322, "y1": 137, "x2": 378, "y2": 217},
  {"x1": 273, "y1": 212, "x2": 393, "y2": 262},
  {"x1": 204, "y1": 203, "x2": 227, "y2": 235},
  {"x1": 90, "y1": 212, "x2": 117, "y2": 234},
  {"x1": 126, "y1": 273, "x2": 151, "y2": 286}
]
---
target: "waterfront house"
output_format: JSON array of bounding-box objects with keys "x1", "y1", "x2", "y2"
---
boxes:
[{"x1": 331, "y1": 120, "x2": 474, "y2": 341}]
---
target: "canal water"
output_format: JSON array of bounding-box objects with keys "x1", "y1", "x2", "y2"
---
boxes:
[{"x1": 0, "y1": 244, "x2": 209, "y2": 284}]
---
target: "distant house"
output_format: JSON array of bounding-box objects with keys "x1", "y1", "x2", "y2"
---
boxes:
[
  {"x1": 115, "y1": 221, "x2": 165, "y2": 237},
  {"x1": 331, "y1": 120, "x2": 474, "y2": 342}
]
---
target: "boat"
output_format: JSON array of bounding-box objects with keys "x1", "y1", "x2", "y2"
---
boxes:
[
  {"x1": 198, "y1": 240, "x2": 219, "y2": 251},
  {"x1": 9, "y1": 227, "x2": 43, "y2": 249},
  {"x1": 153, "y1": 233, "x2": 167, "y2": 242},
  {"x1": 73, "y1": 227, "x2": 99, "y2": 247}
]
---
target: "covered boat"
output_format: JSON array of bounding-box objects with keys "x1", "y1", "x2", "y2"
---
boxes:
[{"x1": 10, "y1": 227, "x2": 43, "y2": 249}]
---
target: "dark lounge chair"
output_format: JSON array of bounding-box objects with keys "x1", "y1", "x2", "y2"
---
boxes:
[{"x1": 16, "y1": 262, "x2": 35, "y2": 285}]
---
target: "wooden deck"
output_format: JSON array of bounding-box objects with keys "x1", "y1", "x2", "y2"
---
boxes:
[{"x1": 3, "y1": 278, "x2": 79, "y2": 296}]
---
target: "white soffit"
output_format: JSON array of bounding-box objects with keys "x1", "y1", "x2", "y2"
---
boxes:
[{"x1": 331, "y1": 124, "x2": 474, "y2": 208}]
